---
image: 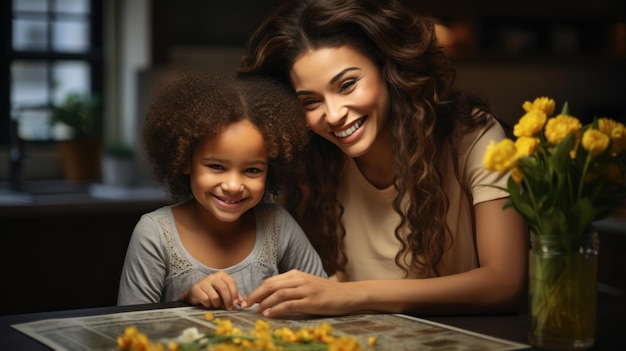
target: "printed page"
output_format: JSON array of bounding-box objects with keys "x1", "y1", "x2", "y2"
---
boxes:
[{"x1": 12, "y1": 306, "x2": 529, "y2": 351}]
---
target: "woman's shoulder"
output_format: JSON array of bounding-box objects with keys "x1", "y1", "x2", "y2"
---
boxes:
[{"x1": 455, "y1": 113, "x2": 506, "y2": 146}]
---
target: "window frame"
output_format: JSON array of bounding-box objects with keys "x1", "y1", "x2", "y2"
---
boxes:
[{"x1": 2, "y1": 0, "x2": 104, "y2": 145}]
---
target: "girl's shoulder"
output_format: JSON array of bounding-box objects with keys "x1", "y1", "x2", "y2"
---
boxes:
[
  {"x1": 254, "y1": 202, "x2": 290, "y2": 219},
  {"x1": 140, "y1": 204, "x2": 178, "y2": 221}
]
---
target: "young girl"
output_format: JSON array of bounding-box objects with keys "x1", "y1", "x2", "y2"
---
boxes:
[
  {"x1": 237, "y1": 0, "x2": 527, "y2": 317},
  {"x1": 117, "y1": 72, "x2": 327, "y2": 310}
]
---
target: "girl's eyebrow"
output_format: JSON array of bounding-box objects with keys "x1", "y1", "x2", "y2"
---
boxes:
[
  {"x1": 202, "y1": 157, "x2": 267, "y2": 166},
  {"x1": 295, "y1": 67, "x2": 361, "y2": 96}
]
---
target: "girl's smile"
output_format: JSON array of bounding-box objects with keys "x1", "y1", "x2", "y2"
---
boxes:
[{"x1": 187, "y1": 119, "x2": 268, "y2": 224}]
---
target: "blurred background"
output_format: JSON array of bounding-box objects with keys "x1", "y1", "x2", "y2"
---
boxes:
[
  {"x1": 1, "y1": 0, "x2": 625, "y2": 183},
  {"x1": 1, "y1": 0, "x2": 624, "y2": 315}
]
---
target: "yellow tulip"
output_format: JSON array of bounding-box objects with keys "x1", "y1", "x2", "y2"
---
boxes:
[
  {"x1": 522, "y1": 96, "x2": 556, "y2": 116},
  {"x1": 544, "y1": 114, "x2": 582, "y2": 145},
  {"x1": 582, "y1": 129, "x2": 610, "y2": 157},
  {"x1": 598, "y1": 117, "x2": 626, "y2": 154},
  {"x1": 483, "y1": 139, "x2": 519, "y2": 172},
  {"x1": 511, "y1": 167, "x2": 524, "y2": 184},
  {"x1": 514, "y1": 110, "x2": 547, "y2": 138},
  {"x1": 515, "y1": 136, "x2": 540, "y2": 157}
]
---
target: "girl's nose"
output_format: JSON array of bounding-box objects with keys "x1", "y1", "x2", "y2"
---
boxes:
[{"x1": 221, "y1": 173, "x2": 244, "y2": 193}]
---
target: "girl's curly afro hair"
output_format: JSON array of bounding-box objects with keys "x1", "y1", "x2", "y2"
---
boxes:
[{"x1": 143, "y1": 70, "x2": 309, "y2": 201}]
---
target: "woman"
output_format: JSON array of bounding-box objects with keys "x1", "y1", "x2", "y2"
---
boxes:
[{"x1": 237, "y1": 0, "x2": 527, "y2": 317}]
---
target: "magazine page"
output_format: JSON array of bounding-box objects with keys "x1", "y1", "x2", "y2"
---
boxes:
[{"x1": 12, "y1": 306, "x2": 529, "y2": 351}]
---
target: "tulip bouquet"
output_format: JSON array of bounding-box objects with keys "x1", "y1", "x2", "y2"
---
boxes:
[
  {"x1": 117, "y1": 312, "x2": 373, "y2": 351},
  {"x1": 483, "y1": 96, "x2": 626, "y2": 237},
  {"x1": 483, "y1": 96, "x2": 626, "y2": 349}
]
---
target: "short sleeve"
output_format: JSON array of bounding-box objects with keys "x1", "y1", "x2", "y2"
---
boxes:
[{"x1": 464, "y1": 117, "x2": 511, "y2": 205}]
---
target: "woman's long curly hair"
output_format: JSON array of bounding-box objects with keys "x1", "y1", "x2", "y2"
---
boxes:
[
  {"x1": 143, "y1": 71, "x2": 309, "y2": 202},
  {"x1": 238, "y1": 0, "x2": 498, "y2": 278}
]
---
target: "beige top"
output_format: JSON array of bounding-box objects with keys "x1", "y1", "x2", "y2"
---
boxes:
[{"x1": 337, "y1": 117, "x2": 510, "y2": 280}]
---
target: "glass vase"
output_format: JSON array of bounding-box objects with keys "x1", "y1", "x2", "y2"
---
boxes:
[{"x1": 529, "y1": 229, "x2": 599, "y2": 350}]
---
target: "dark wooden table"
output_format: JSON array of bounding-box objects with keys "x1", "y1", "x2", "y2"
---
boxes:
[{"x1": 1, "y1": 294, "x2": 623, "y2": 350}]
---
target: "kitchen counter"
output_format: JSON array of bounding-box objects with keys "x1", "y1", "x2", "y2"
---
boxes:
[
  {"x1": 0, "y1": 181, "x2": 175, "y2": 315},
  {"x1": 0, "y1": 181, "x2": 173, "y2": 216}
]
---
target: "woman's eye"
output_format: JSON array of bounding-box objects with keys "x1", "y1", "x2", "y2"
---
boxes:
[
  {"x1": 301, "y1": 98, "x2": 320, "y2": 110},
  {"x1": 338, "y1": 79, "x2": 357, "y2": 93}
]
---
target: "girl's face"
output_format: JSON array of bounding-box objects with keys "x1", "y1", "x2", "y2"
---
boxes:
[
  {"x1": 187, "y1": 119, "x2": 268, "y2": 223},
  {"x1": 290, "y1": 46, "x2": 390, "y2": 158}
]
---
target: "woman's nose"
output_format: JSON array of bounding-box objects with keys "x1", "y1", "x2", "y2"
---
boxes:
[{"x1": 324, "y1": 98, "x2": 348, "y2": 126}]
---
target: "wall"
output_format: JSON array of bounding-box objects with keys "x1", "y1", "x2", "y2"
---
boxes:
[{"x1": 454, "y1": 61, "x2": 626, "y2": 126}]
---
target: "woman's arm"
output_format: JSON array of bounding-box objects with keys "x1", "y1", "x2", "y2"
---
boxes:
[{"x1": 243, "y1": 198, "x2": 528, "y2": 317}]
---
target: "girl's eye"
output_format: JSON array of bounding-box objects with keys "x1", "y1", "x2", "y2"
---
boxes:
[
  {"x1": 338, "y1": 78, "x2": 357, "y2": 93},
  {"x1": 245, "y1": 168, "x2": 263, "y2": 174},
  {"x1": 207, "y1": 164, "x2": 224, "y2": 170}
]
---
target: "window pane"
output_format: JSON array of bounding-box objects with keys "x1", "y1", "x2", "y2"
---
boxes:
[
  {"x1": 55, "y1": 0, "x2": 90, "y2": 14},
  {"x1": 13, "y1": 18, "x2": 48, "y2": 51},
  {"x1": 13, "y1": 0, "x2": 47, "y2": 12},
  {"x1": 53, "y1": 20, "x2": 90, "y2": 52},
  {"x1": 12, "y1": 61, "x2": 51, "y2": 141},
  {"x1": 52, "y1": 61, "x2": 90, "y2": 105},
  {"x1": 11, "y1": 61, "x2": 49, "y2": 108},
  {"x1": 14, "y1": 107, "x2": 53, "y2": 140}
]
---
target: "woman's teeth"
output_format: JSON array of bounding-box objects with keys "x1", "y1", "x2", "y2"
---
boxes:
[{"x1": 333, "y1": 118, "x2": 364, "y2": 138}]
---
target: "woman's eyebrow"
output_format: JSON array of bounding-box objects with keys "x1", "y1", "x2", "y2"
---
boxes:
[
  {"x1": 295, "y1": 67, "x2": 361, "y2": 96},
  {"x1": 329, "y1": 67, "x2": 359, "y2": 85}
]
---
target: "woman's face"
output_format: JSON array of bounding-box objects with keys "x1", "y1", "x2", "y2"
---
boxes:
[
  {"x1": 290, "y1": 46, "x2": 390, "y2": 158},
  {"x1": 187, "y1": 119, "x2": 268, "y2": 223}
]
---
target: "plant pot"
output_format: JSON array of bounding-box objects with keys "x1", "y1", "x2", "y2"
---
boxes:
[
  {"x1": 102, "y1": 155, "x2": 137, "y2": 186},
  {"x1": 58, "y1": 138, "x2": 102, "y2": 181},
  {"x1": 529, "y1": 229, "x2": 599, "y2": 350}
]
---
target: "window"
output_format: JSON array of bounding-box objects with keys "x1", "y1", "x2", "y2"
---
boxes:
[{"x1": 2, "y1": 0, "x2": 103, "y2": 143}]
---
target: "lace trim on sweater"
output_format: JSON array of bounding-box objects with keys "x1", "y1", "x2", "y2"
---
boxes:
[
  {"x1": 256, "y1": 206, "x2": 279, "y2": 266},
  {"x1": 159, "y1": 216, "x2": 193, "y2": 277},
  {"x1": 158, "y1": 206, "x2": 279, "y2": 277}
]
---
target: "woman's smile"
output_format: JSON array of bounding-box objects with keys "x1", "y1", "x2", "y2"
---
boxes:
[
  {"x1": 290, "y1": 46, "x2": 390, "y2": 158},
  {"x1": 332, "y1": 116, "x2": 366, "y2": 138}
]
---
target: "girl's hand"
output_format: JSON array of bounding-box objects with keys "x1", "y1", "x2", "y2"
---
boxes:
[
  {"x1": 178, "y1": 271, "x2": 243, "y2": 310},
  {"x1": 243, "y1": 270, "x2": 353, "y2": 317}
]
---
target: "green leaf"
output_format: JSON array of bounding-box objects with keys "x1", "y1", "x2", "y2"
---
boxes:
[
  {"x1": 551, "y1": 134, "x2": 575, "y2": 175},
  {"x1": 560, "y1": 101, "x2": 570, "y2": 115},
  {"x1": 571, "y1": 198, "x2": 594, "y2": 235},
  {"x1": 541, "y1": 207, "x2": 568, "y2": 236},
  {"x1": 507, "y1": 177, "x2": 539, "y2": 227}
]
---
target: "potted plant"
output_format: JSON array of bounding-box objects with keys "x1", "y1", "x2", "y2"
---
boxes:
[
  {"x1": 51, "y1": 92, "x2": 103, "y2": 181},
  {"x1": 102, "y1": 142, "x2": 137, "y2": 186}
]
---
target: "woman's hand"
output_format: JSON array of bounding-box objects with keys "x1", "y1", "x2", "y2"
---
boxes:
[
  {"x1": 178, "y1": 271, "x2": 243, "y2": 310},
  {"x1": 243, "y1": 270, "x2": 354, "y2": 317}
]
